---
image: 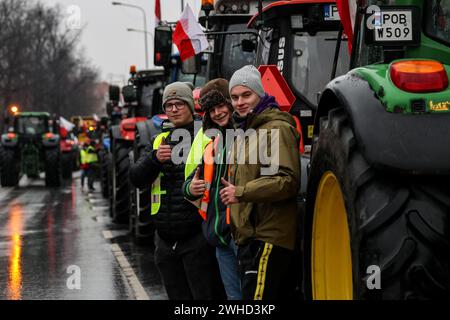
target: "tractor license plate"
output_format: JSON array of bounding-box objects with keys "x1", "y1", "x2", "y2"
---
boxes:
[
  {"x1": 365, "y1": 6, "x2": 421, "y2": 46},
  {"x1": 374, "y1": 10, "x2": 413, "y2": 41},
  {"x1": 324, "y1": 4, "x2": 340, "y2": 21}
]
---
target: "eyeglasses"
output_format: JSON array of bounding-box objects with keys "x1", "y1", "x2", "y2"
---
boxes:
[{"x1": 164, "y1": 101, "x2": 186, "y2": 112}]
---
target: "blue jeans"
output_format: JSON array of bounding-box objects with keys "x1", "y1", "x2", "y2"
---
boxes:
[{"x1": 216, "y1": 241, "x2": 242, "y2": 300}]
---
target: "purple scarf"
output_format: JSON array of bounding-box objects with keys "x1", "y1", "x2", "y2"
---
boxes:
[{"x1": 252, "y1": 94, "x2": 279, "y2": 115}]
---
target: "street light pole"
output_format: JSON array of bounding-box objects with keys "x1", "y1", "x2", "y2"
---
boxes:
[
  {"x1": 127, "y1": 28, "x2": 154, "y2": 38},
  {"x1": 112, "y1": 2, "x2": 149, "y2": 69}
]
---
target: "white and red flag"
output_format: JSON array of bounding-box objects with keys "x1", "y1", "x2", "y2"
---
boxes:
[
  {"x1": 336, "y1": 0, "x2": 358, "y2": 54},
  {"x1": 59, "y1": 116, "x2": 75, "y2": 137},
  {"x1": 172, "y1": 4, "x2": 208, "y2": 61},
  {"x1": 155, "y1": 0, "x2": 161, "y2": 25}
]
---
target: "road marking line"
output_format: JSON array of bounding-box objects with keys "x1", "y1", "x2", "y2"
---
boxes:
[
  {"x1": 102, "y1": 230, "x2": 113, "y2": 239},
  {"x1": 0, "y1": 188, "x2": 13, "y2": 202},
  {"x1": 92, "y1": 206, "x2": 109, "y2": 212},
  {"x1": 108, "y1": 242, "x2": 150, "y2": 300}
]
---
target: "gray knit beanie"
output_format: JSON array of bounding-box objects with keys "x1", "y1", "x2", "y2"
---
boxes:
[
  {"x1": 162, "y1": 82, "x2": 195, "y2": 113},
  {"x1": 229, "y1": 65, "x2": 265, "y2": 98}
]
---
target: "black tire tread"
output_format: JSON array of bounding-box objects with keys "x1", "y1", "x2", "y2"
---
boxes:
[{"x1": 306, "y1": 107, "x2": 450, "y2": 300}]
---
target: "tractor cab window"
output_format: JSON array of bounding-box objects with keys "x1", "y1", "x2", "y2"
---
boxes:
[
  {"x1": 425, "y1": 0, "x2": 450, "y2": 46},
  {"x1": 16, "y1": 117, "x2": 48, "y2": 135},
  {"x1": 291, "y1": 31, "x2": 350, "y2": 105},
  {"x1": 221, "y1": 23, "x2": 256, "y2": 80}
]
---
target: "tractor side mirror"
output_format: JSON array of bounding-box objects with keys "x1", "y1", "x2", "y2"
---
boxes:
[
  {"x1": 122, "y1": 85, "x2": 137, "y2": 103},
  {"x1": 182, "y1": 53, "x2": 201, "y2": 74},
  {"x1": 109, "y1": 85, "x2": 120, "y2": 102},
  {"x1": 154, "y1": 26, "x2": 172, "y2": 66},
  {"x1": 241, "y1": 39, "x2": 256, "y2": 52}
]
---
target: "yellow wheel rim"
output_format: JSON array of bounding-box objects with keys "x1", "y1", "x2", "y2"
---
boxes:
[{"x1": 312, "y1": 171, "x2": 353, "y2": 300}]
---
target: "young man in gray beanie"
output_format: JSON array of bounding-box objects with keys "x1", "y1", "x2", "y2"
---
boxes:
[
  {"x1": 220, "y1": 65, "x2": 301, "y2": 300},
  {"x1": 130, "y1": 81, "x2": 225, "y2": 300}
]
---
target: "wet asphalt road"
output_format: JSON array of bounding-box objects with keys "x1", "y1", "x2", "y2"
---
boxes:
[{"x1": 0, "y1": 172, "x2": 167, "y2": 300}]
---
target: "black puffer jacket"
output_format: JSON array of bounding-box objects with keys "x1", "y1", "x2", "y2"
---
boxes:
[{"x1": 130, "y1": 121, "x2": 202, "y2": 243}]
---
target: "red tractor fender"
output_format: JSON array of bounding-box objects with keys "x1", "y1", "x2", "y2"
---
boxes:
[{"x1": 120, "y1": 117, "x2": 147, "y2": 141}]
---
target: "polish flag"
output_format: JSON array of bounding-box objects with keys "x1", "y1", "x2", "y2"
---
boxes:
[
  {"x1": 59, "y1": 116, "x2": 75, "y2": 138},
  {"x1": 336, "y1": 0, "x2": 358, "y2": 54},
  {"x1": 172, "y1": 4, "x2": 208, "y2": 61},
  {"x1": 155, "y1": 0, "x2": 161, "y2": 25}
]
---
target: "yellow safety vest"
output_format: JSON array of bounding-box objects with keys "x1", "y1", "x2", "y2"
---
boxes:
[
  {"x1": 85, "y1": 146, "x2": 98, "y2": 163},
  {"x1": 80, "y1": 149, "x2": 88, "y2": 165},
  {"x1": 151, "y1": 132, "x2": 170, "y2": 215},
  {"x1": 184, "y1": 128, "x2": 211, "y2": 180}
]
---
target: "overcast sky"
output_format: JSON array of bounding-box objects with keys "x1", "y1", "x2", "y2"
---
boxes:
[{"x1": 42, "y1": 0, "x2": 199, "y2": 85}]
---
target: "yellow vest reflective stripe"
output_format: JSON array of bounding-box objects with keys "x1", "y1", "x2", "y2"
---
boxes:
[
  {"x1": 184, "y1": 127, "x2": 211, "y2": 180},
  {"x1": 150, "y1": 132, "x2": 170, "y2": 215},
  {"x1": 85, "y1": 146, "x2": 98, "y2": 163},
  {"x1": 198, "y1": 137, "x2": 219, "y2": 220}
]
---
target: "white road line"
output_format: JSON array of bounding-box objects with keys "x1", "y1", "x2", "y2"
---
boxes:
[
  {"x1": 107, "y1": 241, "x2": 150, "y2": 300},
  {"x1": 92, "y1": 206, "x2": 109, "y2": 212},
  {"x1": 0, "y1": 188, "x2": 12, "y2": 202},
  {"x1": 102, "y1": 230, "x2": 113, "y2": 239}
]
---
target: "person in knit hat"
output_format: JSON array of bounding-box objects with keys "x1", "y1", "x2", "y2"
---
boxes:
[
  {"x1": 221, "y1": 65, "x2": 301, "y2": 300},
  {"x1": 161, "y1": 81, "x2": 195, "y2": 127},
  {"x1": 199, "y1": 78, "x2": 234, "y2": 130},
  {"x1": 130, "y1": 82, "x2": 225, "y2": 300},
  {"x1": 183, "y1": 78, "x2": 241, "y2": 300}
]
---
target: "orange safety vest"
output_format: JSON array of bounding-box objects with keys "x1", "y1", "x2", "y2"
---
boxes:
[{"x1": 198, "y1": 136, "x2": 230, "y2": 225}]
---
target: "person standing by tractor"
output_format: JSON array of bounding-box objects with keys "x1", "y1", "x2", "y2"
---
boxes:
[
  {"x1": 129, "y1": 82, "x2": 224, "y2": 300},
  {"x1": 220, "y1": 65, "x2": 301, "y2": 300},
  {"x1": 86, "y1": 140, "x2": 99, "y2": 191},
  {"x1": 183, "y1": 79, "x2": 242, "y2": 300},
  {"x1": 79, "y1": 142, "x2": 89, "y2": 190}
]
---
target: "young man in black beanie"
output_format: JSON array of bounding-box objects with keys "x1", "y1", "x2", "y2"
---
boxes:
[
  {"x1": 130, "y1": 82, "x2": 224, "y2": 300},
  {"x1": 183, "y1": 78, "x2": 242, "y2": 300}
]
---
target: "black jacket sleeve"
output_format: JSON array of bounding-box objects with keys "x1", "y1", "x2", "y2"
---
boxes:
[{"x1": 129, "y1": 139, "x2": 163, "y2": 188}]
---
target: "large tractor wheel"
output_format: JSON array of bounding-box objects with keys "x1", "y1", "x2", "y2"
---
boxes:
[
  {"x1": 99, "y1": 149, "x2": 111, "y2": 199},
  {"x1": 129, "y1": 127, "x2": 154, "y2": 246},
  {"x1": 304, "y1": 107, "x2": 450, "y2": 300},
  {"x1": 44, "y1": 148, "x2": 61, "y2": 187},
  {"x1": 61, "y1": 152, "x2": 73, "y2": 180},
  {"x1": 1, "y1": 148, "x2": 20, "y2": 187},
  {"x1": 111, "y1": 140, "x2": 132, "y2": 224}
]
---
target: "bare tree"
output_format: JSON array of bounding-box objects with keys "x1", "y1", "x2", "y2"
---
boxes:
[{"x1": 0, "y1": 0, "x2": 102, "y2": 124}]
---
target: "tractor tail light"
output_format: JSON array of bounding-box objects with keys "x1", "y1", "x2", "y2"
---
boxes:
[
  {"x1": 390, "y1": 60, "x2": 449, "y2": 93},
  {"x1": 122, "y1": 122, "x2": 136, "y2": 131}
]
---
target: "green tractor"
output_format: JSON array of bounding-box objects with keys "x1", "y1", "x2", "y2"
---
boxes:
[
  {"x1": 304, "y1": 0, "x2": 450, "y2": 299},
  {"x1": 1, "y1": 112, "x2": 61, "y2": 187}
]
